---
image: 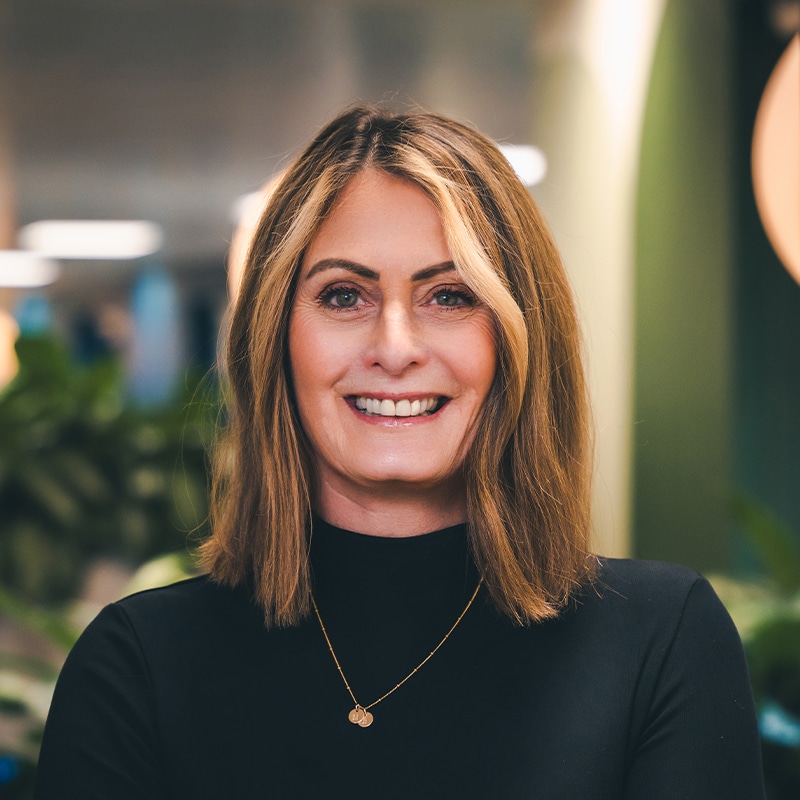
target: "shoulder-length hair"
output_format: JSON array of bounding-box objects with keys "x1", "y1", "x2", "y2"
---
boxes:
[{"x1": 200, "y1": 104, "x2": 595, "y2": 627}]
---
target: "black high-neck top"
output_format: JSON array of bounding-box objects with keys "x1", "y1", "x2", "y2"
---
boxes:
[
  {"x1": 309, "y1": 516, "x2": 481, "y2": 706},
  {"x1": 35, "y1": 519, "x2": 765, "y2": 799}
]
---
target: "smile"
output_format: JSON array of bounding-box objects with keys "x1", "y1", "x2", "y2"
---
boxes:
[{"x1": 353, "y1": 396, "x2": 443, "y2": 417}]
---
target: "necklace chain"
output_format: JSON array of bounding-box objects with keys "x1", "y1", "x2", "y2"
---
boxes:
[{"x1": 311, "y1": 577, "x2": 483, "y2": 728}]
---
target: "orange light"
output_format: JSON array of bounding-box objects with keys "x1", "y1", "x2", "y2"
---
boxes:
[{"x1": 752, "y1": 34, "x2": 800, "y2": 283}]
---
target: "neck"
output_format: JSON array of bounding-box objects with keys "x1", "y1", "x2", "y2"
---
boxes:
[{"x1": 314, "y1": 475, "x2": 467, "y2": 537}]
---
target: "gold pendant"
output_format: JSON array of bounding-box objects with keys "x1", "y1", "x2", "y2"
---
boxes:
[{"x1": 348, "y1": 705, "x2": 374, "y2": 727}]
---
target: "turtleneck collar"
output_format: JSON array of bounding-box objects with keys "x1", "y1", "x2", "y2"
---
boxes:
[
  {"x1": 310, "y1": 514, "x2": 469, "y2": 564},
  {"x1": 308, "y1": 514, "x2": 478, "y2": 631}
]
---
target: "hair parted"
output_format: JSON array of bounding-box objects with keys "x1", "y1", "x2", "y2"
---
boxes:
[{"x1": 200, "y1": 104, "x2": 595, "y2": 627}]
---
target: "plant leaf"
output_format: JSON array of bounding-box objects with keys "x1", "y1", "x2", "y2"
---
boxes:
[{"x1": 732, "y1": 494, "x2": 800, "y2": 595}]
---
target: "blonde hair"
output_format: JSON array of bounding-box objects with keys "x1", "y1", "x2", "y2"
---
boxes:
[{"x1": 201, "y1": 105, "x2": 595, "y2": 627}]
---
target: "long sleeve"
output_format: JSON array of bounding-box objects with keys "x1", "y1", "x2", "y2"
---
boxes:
[
  {"x1": 34, "y1": 604, "x2": 168, "y2": 800},
  {"x1": 31, "y1": 552, "x2": 766, "y2": 799},
  {"x1": 623, "y1": 577, "x2": 765, "y2": 800}
]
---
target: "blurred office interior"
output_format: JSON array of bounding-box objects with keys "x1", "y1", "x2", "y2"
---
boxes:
[
  {"x1": 0, "y1": 0, "x2": 798, "y2": 574},
  {"x1": 0, "y1": 0, "x2": 799, "y2": 794}
]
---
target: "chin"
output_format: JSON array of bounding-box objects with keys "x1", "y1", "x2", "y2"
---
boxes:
[{"x1": 354, "y1": 464, "x2": 461, "y2": 491}]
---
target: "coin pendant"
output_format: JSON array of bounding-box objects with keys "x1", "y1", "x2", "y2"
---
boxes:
[
  {"x1": 358, "y1": 711, "x2": 374, "y2": 727},
  {"x1": 348, "y1": 706, "x2": 366, "y2": 724}
]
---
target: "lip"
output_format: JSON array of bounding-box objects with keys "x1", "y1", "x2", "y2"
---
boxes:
[{"x1": 345, "y1": 394, "x2": 449, "y2": 424}]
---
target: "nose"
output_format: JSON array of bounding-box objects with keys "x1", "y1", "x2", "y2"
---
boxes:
[{"x1": 365, "y1": 301, "x2": 428, "y2": 374}]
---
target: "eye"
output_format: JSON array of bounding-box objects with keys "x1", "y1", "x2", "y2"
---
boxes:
[
  {"x1": 431, "y1": 286, "x2": 475, "y2": 308},
  {"x1": 318, "y1": 284, "x2": 363, "y2": 310}
]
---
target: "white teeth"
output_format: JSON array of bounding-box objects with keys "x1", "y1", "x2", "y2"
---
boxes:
[{"x1": 354, "y1": 396, "x2": 440, "y2": 417}]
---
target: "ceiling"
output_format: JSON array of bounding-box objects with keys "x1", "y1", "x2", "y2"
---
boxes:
[{"x1": 0, "y1": 0, "x2": 541, "y2": 275}]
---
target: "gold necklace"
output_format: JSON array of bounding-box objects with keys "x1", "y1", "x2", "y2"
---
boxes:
[{"x1": 311, "y1": 578, "x2": 483, "y2": 728}]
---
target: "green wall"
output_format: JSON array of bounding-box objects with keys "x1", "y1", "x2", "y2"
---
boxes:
[{"x1": 633, "y1": 0, "x2": 734, "y2": 572}]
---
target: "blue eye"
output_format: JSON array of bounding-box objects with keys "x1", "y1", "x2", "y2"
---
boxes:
[
  {"x1": 432, "y1": 287, "x2": 474, "y2": 307},
  {"x1": 332, "y1": 290, "x2": 358, "y2": 307},
  {"x1": 319, "y1": 285, "x2": 361, "y2": 310}
]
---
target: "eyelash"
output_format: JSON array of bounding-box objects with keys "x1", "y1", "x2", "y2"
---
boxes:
[
  {"x1": 430, "y1": 285, "x2": 476, "y2": 309},
  {"x1": 315, "y1": 283, "x2": 477, "y2": 312},
  {"x1": 317, "y1": 284, "x2": 363, "y2": 312}
]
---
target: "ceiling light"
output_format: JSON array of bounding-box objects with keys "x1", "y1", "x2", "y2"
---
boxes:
[
  {"x1": 498, "y1": 144, "x2": 548, "y2": 187},
  {"x1": 0, "y1": 251, "x2": 61, "y2": 287},
  {"x1": 752, "y1": 34, "x2": 800, "y2": 282},
  {"x1": 231, "y1": 191, "x2": 267, "y2": 226},
  {"x1": 19, "y1": 220, "x2": 163, "y2": 260}
]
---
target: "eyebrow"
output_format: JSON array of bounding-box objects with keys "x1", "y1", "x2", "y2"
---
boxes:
[{"x1": 304, "y1": 258, "x2": 458, "y2": 282}]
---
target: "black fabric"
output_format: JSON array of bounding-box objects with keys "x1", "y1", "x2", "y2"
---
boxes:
[{"x1": 35, "y1": 519, "x2": 766, "y2": 799}]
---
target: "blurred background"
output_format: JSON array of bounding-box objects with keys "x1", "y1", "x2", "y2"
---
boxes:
[{"x1": 0, "y1": 0, "x2": 798, "y2": 796}]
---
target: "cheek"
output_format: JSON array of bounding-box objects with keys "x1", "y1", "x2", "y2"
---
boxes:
[
  {"x1": 288, "y1": 312, "x2": 350, "y2": 413},
  {"x1": 455, "y1": 317, "x2": 497, "y2": 399},
  {"x1": 288, "y1": 314, "x2": 324, "y2": 409}
]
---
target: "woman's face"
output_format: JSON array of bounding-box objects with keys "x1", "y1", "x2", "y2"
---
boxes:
[{"x1": 289, "y1": 170, "x2": 496, "y2": 505}]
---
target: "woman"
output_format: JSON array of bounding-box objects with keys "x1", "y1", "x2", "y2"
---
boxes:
[{"x1": 35, "y1": 106, "x2": 765, "y2": 799}]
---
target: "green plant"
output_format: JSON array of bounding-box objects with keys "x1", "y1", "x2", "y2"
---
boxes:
[
  {"x1": 710, "y1": 496, "x2": 800, "y2": 800},
  {"x1": 0, "y1": 335, "x2": 216, "y2": 604},
  {"x1": 0, "y1": 334, "x2": 216, "y2": 797}
]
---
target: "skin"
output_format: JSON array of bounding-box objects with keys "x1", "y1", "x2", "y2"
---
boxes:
[{"x1": 288, "y1": 170, "x2": 497, "y2": 537}]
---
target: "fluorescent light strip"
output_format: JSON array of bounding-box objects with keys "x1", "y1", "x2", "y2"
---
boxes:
[
  {"x1": 0, "y1": 251, "x2": 61, "y2": 287},
  {"x1": 231, "y1": 191, "x2": 267, "y2": 226},
  {"x1": 19, "y1": 220, "x2": 163, "y2": 260},
  {"x1": 498, "y1": 144, "x2": 548, "y2": 187}
]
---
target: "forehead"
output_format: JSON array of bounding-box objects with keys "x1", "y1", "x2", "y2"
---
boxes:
[{"x1": 300, "y1": 170, "x2": 451, "y2": 277}]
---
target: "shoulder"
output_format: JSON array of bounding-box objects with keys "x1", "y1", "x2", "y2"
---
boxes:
[
  {"x1": 572, "y1": 567, "x2": 764, "y2": 798},
  {"x1": 113, "y1": 574, "x2": 244, "y2": 617},
  {"x1": 73, "y1": 575, "x2": 261, "y2": 663},
  {"x1": 592, "y1": 557, "x2": 705, "y2": 606},
  {"x1": 566, "y1": 557, "x2": 738, "y2": 652},
  {"x1": 119, "y1": 573, "x2": 259, "y2": 627}
]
